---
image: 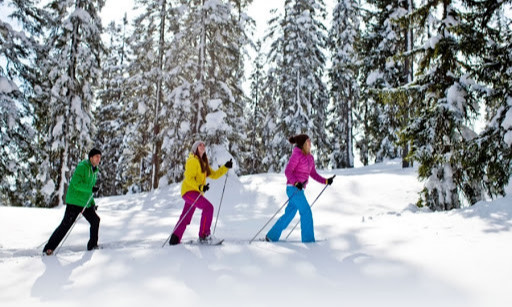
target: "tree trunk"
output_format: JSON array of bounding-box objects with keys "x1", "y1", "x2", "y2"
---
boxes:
[
  {"x1": 402, "y1": 0, "x2": 414, "y2": 168},
  {"x1": 152, "y1": 0, "x2": 167, "y2": 190}
]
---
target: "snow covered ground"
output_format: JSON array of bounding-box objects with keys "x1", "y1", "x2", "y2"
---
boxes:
[{"x1": 1, "y1": 160, "x2": 511, "y2": 307}]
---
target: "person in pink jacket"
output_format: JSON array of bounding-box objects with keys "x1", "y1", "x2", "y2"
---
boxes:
[{"x1": 266, "y1": 134, "x2": 334, "y2": 242}]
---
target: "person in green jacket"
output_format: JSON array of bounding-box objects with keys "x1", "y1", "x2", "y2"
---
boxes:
[{"x1": 43, "y1": 148, "x2": 102, "y2": 255}]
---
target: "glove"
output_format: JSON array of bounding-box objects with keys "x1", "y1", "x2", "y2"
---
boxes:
[
  {"x1": 294, "y1": 182, "x2": 303, "y2": 190},
  {"x1": 326, "y1": 175, "x2": 335, "y2": 185},
  {"x1": 92, "y1": 186, "x2": 99, "y2": 193},
  {"x1": 200, "y1": 183, "x2": 210, "y2": 193},
  {"x1": 224, "y1": 159, "x2": 233, "y2": 169}
]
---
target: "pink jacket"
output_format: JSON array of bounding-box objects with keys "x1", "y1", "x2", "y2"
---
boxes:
[{"x1": 285, "y1": 147, "x2": 326, "y2": 189}]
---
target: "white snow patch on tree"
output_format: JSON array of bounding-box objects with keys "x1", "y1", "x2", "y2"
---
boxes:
[
  {"x1": 208, "y1": 99, "x2": 222, "y2": 111},
  {"x1": 0, "y1": 77, "x2": 19, "y2": 94},
  {"x1": 41, "y1": 180, "x2": 56, "y2": 196},
  {"x1": 52, "y1": 116, "x2": 64, "y2": 139},
  {"x1": 71, "y1": 95, "x2": 82, "y2": 117},
  {"x1": 7, "y1": 160, "x2": 17, "y2": 173},
  {"x1": 70, "y1": 8, "x2": 92, "y2": 23},
  {"x1": 203, "y1": 111, "x2": 230, "y2": 135},
  {"x1": 503, "y1": 99, "x2": 512, "y2": 146},
  {"x1": 366, "y1": 70, "x2": 383, "y2": 85},
  {"x1": 502, "y1": 107, "x2": 512, "y2": 130},
  {"x1": 138, "y1": 101, "x2": 147, "y2": 115},
  {"x1": 423, "y1": 35, "x2": 440, "y2": 50},
  {"x1": 504, "y1": 131, "x2": 512, "y2": 146},
  {"x1": 208, "y1": 144, "x2": 235, "y2": 171},
  {"x1": 446, "y1": 82, "x2": 466, "y2": 113},
  {"x1": 179, "y1": 122, "x2": 190, "y2": 135}
]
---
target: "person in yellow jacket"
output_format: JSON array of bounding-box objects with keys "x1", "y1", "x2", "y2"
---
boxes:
[{"x1": 169, "y1": 141, "x2": 232, "y2": 245}]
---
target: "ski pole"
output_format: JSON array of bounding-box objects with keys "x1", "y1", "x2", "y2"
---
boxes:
[
  {"x1": 54, "y1": 193, "x2": 94, "y2": 255},
  {"x1": 213, "y1": 171, "x2": 229, "y2": 236},
  {"x1": 249, "y1": 189, "x2": 299, "y2": 244},
  {"x1": 284, "y1": 181, "x2": 332, "y2": 240},
  {"x1": 162, "y1": 193, "x2": 202, "y2": 247}
]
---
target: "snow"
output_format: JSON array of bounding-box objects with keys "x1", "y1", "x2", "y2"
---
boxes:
[
  {"x1": 51, "y1": 116, "x2": 64, "y2": 139},
  {"x1": 1, "y1": 160, "x2": 512, "y2": 307},
  {"x1": 423, "y1": 35, "x2": 441, "y2": 50},
  {"x1": 137, "y1": 100, "x2": 147, "y2": 115},
  {"x1": 0, "y1": 76, "x2": 19, "y2": 94},
  {"x1": 208, "y1": 144, "x2": 235, "y2": 171},
  {"x1": 504, "y1": 130, "x2": 512, "y2": 146},
  {"x1": 179, "y1": 121, "x2": 190, "y2": 135},
  {"x1": 70, "y1": 95, "x2": 82, "y2": 119},
  {"x1": 366, "y1": 70, "x2": 383, "y2": 85},
  {"x1": 40, "y1": 180, "x2": 56, "y2": 197},
  {"x1": 70, "y1": 8, "x2": 92, "y2": 24},
  {"x1": 207, "y1": 98, "x2": 223, "y2": 111},
  {"x1": 502, "y1": 107, "x2": 512, "y2": 130},
  {"x1": 203, "y1": 110, "x2": 231, "y2": 135},
  {"x1": 503, "y1": 105, "x2": 512, "y2": 146},
  {"x1": 446, "y1": 82, "x2": 466, "y2": 114}
]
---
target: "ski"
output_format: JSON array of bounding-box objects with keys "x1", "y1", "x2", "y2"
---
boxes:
[
  {"x1": 183, "y1": 239, "x2": 224, "y2": 246},
  {"x1": 2, "y1": 237, "x2": 325, "y2": 259}
]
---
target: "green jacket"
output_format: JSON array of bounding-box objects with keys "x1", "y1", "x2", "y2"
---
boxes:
[{"x1": 65, "y1": 159, "x2": 98, "y2": 208}]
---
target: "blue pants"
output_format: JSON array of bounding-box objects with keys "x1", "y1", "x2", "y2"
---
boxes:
[{"x1": 266, "y1": 186, "x2": 315, "y2": 243}]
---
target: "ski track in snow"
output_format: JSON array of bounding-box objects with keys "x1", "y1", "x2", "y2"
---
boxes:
[{"x1": 1, "y1": 160, "x2": 512, "y2": 307}]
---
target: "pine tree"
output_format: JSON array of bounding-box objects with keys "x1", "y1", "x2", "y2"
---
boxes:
[
  {"x1": 0, "y1": 74, "x2": 34, "y2": 205},
  {"x1": 260, "y1": 9, "x2": 286, "y2": 172},
  {"x1": 122, "y1": 6, "x2": 159, "y2": 193},
  {"x1": 160, "y1": 0, "x2": 253, "y2": 182},
  {"x1": 244, "y1": 40, "x2": 266, "y2": 174},
  {"x1": 357, "y1": 0, "x2": 411, "y2": 166},
  {"x1": 123, "y1": 0, "x2": 180, "y2": 191},
  {"x1": 0, "y1": 0, "x2": 51, "y2": 206},
  {"x1": 327, "y1": 0, "x2": 360, "y2": 169},
  {"x1": 94, "y1": 18, "x2": 129, "y2": 196},
  {"x1": 454, "y1": 1, "x2": 512, "y2": 203},
  {"x1": 225, "y1": 0, "x2": 255, "y2": 173},
  {"x1": 32, "y1": 0, "x2": 104, "y2": 207},
  {"x1": 259, "y1": 66, "x2": 284, "y2": 172},
  {"x1": 403, "y1": 0, "x2": 482, "y2": 210},
  {"x1": 265, "y1": 0, "x2": 330, "y2": 170}
]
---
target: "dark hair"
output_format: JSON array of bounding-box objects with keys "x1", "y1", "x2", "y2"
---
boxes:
[
  {"x1": 195, "y1": 149, "x2": 211, "y2": 176},
  {"x1": 88, "y1": 148, "x2": 101, "y2": 159},
  {"x1": 289, "y1": 134, "x2": 309, "y2": 149}
]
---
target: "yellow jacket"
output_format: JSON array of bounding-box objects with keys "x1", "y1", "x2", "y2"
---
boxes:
[{"x1": 181, "y1": 153, "x2": 228, "y2": 196}]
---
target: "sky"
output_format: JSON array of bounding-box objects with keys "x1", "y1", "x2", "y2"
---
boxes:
[{"x1": 1, "y1": 158, "x2": 512, "y2": 307}]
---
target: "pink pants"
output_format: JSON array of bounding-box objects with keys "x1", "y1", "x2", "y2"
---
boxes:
[{"x1": 172, "y1": 191, "x2": 213, "y2": 242}]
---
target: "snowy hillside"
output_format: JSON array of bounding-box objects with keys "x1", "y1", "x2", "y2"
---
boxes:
[{"x1": 1, "y1": 160, "x2": 511, "y2": 307}]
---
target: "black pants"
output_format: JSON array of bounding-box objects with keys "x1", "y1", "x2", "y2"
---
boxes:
[{"x1": 43, "y1": 204, "x2": 100, "y2": 252}]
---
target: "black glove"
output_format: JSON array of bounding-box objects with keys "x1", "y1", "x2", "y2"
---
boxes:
[
  {"x1": 294, "y1": 182, "x2": 304, "y2": 190},
  {"x1": 326, "y1": 175, "x2": 335, "y2": 185},
  {"x1": 92, "y1": 186, "x2": 99, "y2": 193},
  {"x1": 224, "y1": 159, "x2": 233, "y2": 169},
  {"x1": 200, "y1": 183, "x2": 210, "y2": 193}
]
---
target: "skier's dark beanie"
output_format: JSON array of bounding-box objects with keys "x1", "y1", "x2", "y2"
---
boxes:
[{"x1": 88, "y1": 148, "x2": 102, "y2": 159}]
